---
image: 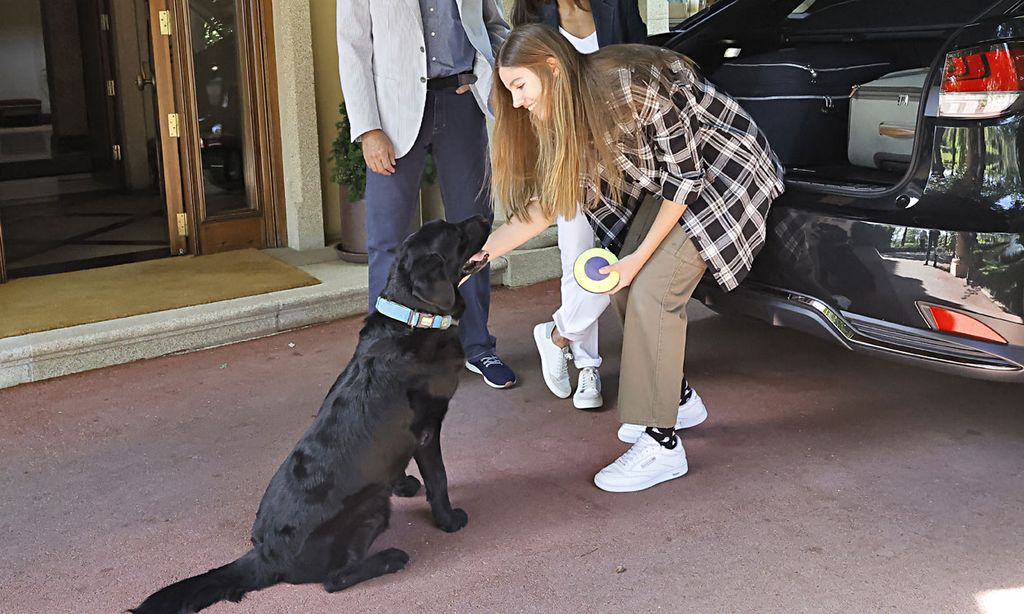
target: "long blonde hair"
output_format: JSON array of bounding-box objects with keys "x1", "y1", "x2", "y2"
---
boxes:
[
  {"x1": 491, "y1": 26, "x2": 697, "y2": 222},
  {"x1": 491, "y1": 24, "x2": 627, "y2": 222}
]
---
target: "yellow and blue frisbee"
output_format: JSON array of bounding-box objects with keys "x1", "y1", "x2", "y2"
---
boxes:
[{"x1": 574, "y1": 248, "x2": 619, "y2": 294}]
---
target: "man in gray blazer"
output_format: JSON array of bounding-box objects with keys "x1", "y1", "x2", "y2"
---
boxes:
[{"x1": 338, "y1": 0, "x2": 516, "y2": 388}]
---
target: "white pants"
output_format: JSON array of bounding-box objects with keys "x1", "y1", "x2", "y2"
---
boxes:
[{"x1": 552, "y1": 211, "x2": 609, "y2": 369}]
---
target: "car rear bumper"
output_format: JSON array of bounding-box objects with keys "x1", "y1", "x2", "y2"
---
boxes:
[{"x1": 696, "y1": 281, "x2": 1024, "y2": 382}]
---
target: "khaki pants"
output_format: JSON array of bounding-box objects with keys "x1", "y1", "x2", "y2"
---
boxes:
[{"x1": 612, "y1": 200, "x2": 707, "y2": 427}]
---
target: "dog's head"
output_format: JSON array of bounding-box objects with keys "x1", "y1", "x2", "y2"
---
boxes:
[{"x1": 383, "y1": 216, "x2": 490, "y2": 317}]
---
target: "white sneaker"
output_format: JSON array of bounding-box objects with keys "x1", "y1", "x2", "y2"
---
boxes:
[
  {"x1": 617, "y1": 389, "x2": 708, "y2": 444},
  {"x1": 573, "y1": 367, "x2": 603, "y2": 409},
  {"x1": 594, "y1": 433, "x2": 688, "y2": 493},
  {"x1": 533, "y1": 322, "x2": 571, "y2": 399}
]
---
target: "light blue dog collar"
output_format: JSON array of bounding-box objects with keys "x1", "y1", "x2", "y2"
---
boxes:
[{"x1": 375, "y1": 297, "x2": 458, "y2": 330}]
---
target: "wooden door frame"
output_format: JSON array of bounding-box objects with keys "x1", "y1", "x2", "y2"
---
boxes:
[
  {"x1": 256, "y1": 1, "x2": 288, "y2": 248},
  {"x1": 148, "y1": 0, "x2": 189, "y2": 255},
  {"x1": 166, "y1": 0, "x2": 286, "y2": 254}
]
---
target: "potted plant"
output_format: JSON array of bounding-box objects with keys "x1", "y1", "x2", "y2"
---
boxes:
[
  {"x1": 329, "y1": 101, "x2": 439, "y2": 263},
  {"x1": 329, "y1": 101, "x2": 370, "y2": 262},
  {"x1": 420, "y1": 153, "x2": 445, "y2": 224}
]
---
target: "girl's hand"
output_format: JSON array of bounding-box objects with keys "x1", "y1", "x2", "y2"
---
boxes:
[
  {"x1": 600, "y1": 253, "x2": 647, "y2": 294},
  {"x1": 466, "y1": 250, "x2": 489, "y2": 265},
  {"x1": 459, "y1": 250, "x2": 490, "y2": 286}
]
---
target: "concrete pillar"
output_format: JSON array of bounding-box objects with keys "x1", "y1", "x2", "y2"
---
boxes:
[{"x1": 271, "y1": 0, "x2": 325, "y2": 250}]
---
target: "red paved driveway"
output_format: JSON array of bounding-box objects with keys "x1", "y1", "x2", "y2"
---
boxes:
[{"x1": 2, "y1": 281, "x2": 1022, "y2": 613}]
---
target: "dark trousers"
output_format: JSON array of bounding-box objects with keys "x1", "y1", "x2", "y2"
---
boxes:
[{"x1": 365, "y1": 88, "x2": 496, "y2": 361}]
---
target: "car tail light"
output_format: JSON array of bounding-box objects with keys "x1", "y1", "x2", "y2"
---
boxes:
[
  {"x1": 926, "y1": 305, "x2": 1007, "y2": 344},
  {"x1": 938, "y1": 42, "x2": 1024, "y2": 118}
]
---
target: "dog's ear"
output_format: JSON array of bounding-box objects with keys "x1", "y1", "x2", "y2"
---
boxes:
[{"x1": 410, "y1": 254, "x2": 456, "y2": 311}]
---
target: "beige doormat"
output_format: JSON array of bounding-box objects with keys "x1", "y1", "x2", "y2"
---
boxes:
[{"x1": 0, "y1": 249, "x2": 321, "y2": 339}]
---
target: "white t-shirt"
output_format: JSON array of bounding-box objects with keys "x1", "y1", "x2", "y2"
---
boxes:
[{"x1": 558, "y1": 26, "x2": 599, "y2": 55}]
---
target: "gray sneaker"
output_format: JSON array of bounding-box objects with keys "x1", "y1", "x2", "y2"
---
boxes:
[
  {"x1": 533, "y1": 322, "x2": 572, "y2": 399},
  {"x1": 573, "y1": 367, "x2": 603, "y2": 409}
]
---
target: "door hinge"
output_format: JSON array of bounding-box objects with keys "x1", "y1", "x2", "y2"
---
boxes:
[
  {"x1": 159, "y1": 10, "x2": 172, "y2": 36},
  {"x1": 106, "y1": 80, "x2": 116, "y2": 97},
  {"x1": 176, "y1": 213, "x2": 189, "y2": 237},
  {"x1": 100, "y1": 13, "x2": 110, "y2": 31},
  {"x1": 167, "y1": 113, "x2": 180, "y2": 138},
  {"x1": 112, "y1": 144, "x2": 122, "y2": 160}
]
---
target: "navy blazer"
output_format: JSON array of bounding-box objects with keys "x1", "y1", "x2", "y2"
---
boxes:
[{"x1": 539, "y1": 0, "x2": 648, "y2": 47}]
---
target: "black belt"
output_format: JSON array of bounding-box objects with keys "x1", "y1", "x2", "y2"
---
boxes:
[{"x1": 427, "y1": 72, "x2": 477, "y2": 91}]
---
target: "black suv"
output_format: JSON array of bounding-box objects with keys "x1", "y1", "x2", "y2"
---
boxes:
[{"x1": 658, "y1": 0, "x2": 1024, "y2": 382}]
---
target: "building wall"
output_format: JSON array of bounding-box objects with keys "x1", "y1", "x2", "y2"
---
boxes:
[
  {"x1": 41, "y1": 0, "x2": 90, "y2": 138},
  {"x1": 0, "y1": 0, "x2": 49, "y2": 113},
  {"x1": 309, "y1": 0, "x2": 343, "y2": 245}
]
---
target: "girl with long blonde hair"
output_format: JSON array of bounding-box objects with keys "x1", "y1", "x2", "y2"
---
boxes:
[
  {"x1": 509, "y1": 1, "x2": 712, "y2": 427},
  {"x1": 506, "y1": 0, "x2": 660, "y2": 414},
  {"x1": 474, "y1": 24, "x2": 784, "y2": 492}
]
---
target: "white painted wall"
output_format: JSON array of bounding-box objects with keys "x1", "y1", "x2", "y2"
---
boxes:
[{"x1": 0, "y1": 0, "x2": 50, "y2": 113}]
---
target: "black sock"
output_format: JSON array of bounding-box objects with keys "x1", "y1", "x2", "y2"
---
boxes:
[
  {"x1": 645, "y1": 426, "x2": 678, "y2": 449},
  {"x1": 680, "y1": 378, "x2": 693, "y2": 405}
]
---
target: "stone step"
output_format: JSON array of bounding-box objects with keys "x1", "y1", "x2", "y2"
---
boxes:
[{"x1": 0, "y1": 242, "x2": 561, "y2": 390}]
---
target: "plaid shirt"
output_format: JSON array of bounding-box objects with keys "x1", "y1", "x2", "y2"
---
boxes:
[{"x1": 583, "y1": 50, "x2": 785, "y2": 290}]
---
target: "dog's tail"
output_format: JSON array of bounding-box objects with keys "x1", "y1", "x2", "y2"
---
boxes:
[{"x1": 128, "y1": 550, "x2": 277, "y2": 614}]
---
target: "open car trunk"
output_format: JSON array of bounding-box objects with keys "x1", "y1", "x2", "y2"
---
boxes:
[{"x1": 664, "y1": 0, "x2": 1012, "y2": 192}]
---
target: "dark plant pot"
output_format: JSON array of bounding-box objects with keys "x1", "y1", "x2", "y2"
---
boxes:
[
  {"x1": 420, "y1": 182, "x2": 445, "y2": 223},
  {"x1": 335, "y1": 185, "x2": 427, "y2": 264},
  {"x1": 337, "y1": 185, "x2": 368, "y2": 263}
]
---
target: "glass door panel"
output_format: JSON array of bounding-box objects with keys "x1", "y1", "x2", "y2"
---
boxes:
[{"x1": 187, "y1": 0, "x2": 252, "y2": 217}]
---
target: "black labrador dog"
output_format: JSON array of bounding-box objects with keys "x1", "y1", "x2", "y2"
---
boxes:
[{"x1": 131, "y1": 216, "x2": 491, "y2": 614}]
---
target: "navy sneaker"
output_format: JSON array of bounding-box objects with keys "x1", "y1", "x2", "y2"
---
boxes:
[{"x1": 465, "y1": 354, "x2": 517, "y2": 389}]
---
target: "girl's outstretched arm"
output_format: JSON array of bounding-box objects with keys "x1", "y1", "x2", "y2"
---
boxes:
[
  {"x1": 478, "y1": 199, "x2": 554, "y2": 261},
  {"x1": 460, "y1": 200, "x2": 554, "y2": 285}
]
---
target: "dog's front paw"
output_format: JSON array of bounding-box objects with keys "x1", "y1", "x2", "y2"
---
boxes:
[
  {"x1": 392, "y1": 475, "x2": 421, "y2": 497},
  {"x1": 436, "y1": 507, "x2": 468, "y2": 533}
]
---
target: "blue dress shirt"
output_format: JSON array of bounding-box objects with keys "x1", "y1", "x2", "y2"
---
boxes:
[{"x1": 420, "y1": 0, "x2": 478, "y2": 78}]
